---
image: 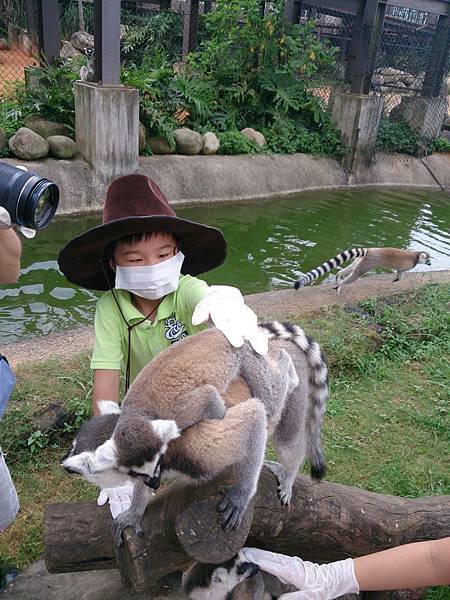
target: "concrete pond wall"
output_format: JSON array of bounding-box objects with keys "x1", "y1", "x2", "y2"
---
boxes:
[{"x1": 3, "y1": 151, "x2": 450, "y2": 216}]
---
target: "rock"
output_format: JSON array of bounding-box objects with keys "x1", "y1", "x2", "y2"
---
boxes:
[
  {"x1": 201, "y1": 132, "x2": 220, "y2": 155},
  {"x1": 439, "y1": 130, "x2": 450, "y2": 141},
  {"x1": 139, "y1": 122, "x2": 146, "y2": 154},
  {"x1": 0, "y1": 37, "x2": 9, "y2": 50},
  {"x1": 34, "y1": 403, "x2": 68, "y2": 433},
  {"x1": 147, "y1": 137, "x2": 174, "y2": 155},
  {"x1": 0, "y1": 128, "x2": 7, "y2": 150},
  {"x1": 60, "y1": 40, "x2": 82, "y2": 61},
  {"x1": 47, "y1": 135, "x2": 77, "y2": 159},
  {"x1": 241, "y1": 127, "x2": 267, "y2": 147},
  {"x1": 443, "y1": 115, "x2": 450, "y2": 131},
  {"x1": 373, "y1": 67, "x2": 415, "y2": 87},
  {"x1": 8, "y1": 127, "x2": 48, "y2": 160},
  {"x1": 24, "y1": 115, "x2": 71, "y2": 140},
  {"x1": 70, "y1": 30, "x2": 94, "y2": 52},
  {"x1": 174, "y1": 127, "x2": 203, "y2": 155}
]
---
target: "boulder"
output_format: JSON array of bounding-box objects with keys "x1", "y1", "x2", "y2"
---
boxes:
[
  {"x1": 70, "y1": 30, "x2": 94, "y2": 52},
  {"x1": 241, "y1": 127, "x2": 267, "y2": 147},
  {"x1": 0, "y1": 38, "x2": 8, "y2": 51},
  {"x1": 147, "y1": 137, "x2": 174, "y2": 155},
  {"x1": 0, "y1": 128, "x2": 7, "y2": 151},
  {"x1": 47, "y1": 135, "x2": 77, "y2": 159},
  {"x1": 60, "y1": 40, "x2": 82, "y2": 61},
  {"x1": 201, "y1": 132, "x2": 220, "y2": 155},
  {"x1": 174, "y1": 127, "x2": 202, "y2": 155},
  {"x1": 439, "y1": 130, "x2": 450, "y2": 141},
  {"x1": 24, "y1": 115, "x2": 71, "y2": 140},
  {"x1": 443, "y1": 115, "x2": 450, "y2": 131},
  {"x1": 139, "y1": 122, "x2": 147, "y2": 154},
  {"x1": 8, "y1": 127, "x2": 48, "y2": 160}
]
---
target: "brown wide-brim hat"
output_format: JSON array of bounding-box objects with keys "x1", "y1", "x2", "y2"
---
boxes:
[{"x1": 58, "y1": 175, "x2": 227, "y2": 291}]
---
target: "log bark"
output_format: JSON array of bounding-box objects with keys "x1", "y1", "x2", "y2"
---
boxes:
[{"x1": 44, "y1": 467, "x2": 450, "y2": 596}]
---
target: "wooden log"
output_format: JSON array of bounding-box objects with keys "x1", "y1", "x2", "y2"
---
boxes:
[
  {"x1": 44, "y1": 467, "x2": 450, "y2": 595},
  {"x1": 44, "y1": 501, "x2": 117, "y2": 572}
]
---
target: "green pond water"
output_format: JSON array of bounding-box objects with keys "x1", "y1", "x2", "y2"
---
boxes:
[{"x1": 1, "y1": 187, "x2": 449, "y2": 344}]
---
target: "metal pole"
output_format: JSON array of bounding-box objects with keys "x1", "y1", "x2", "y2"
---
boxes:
[
  {"x1": 182, "y1": 0, "x2": 200, "y2": 58},
  {"x1": 36, "y1": 0, "x2": 61, "y2": 64},
  {"x1": 94, "y1": 0, "x2": 121, "y2": 85}
]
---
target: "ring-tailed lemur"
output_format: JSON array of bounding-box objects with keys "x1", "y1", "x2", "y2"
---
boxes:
[
  {"x1": 80, "y1": 47, "x2": 95, "y2": 82},
  {"x1": 63, "y1": 322, "x2": 328, "y2": 546},
  {"x1": 182, "y1": 553, "x2": 296, "y2": 599},
  {"x1": 293, "y1": 247, "x2": 431, "y2": 294}
]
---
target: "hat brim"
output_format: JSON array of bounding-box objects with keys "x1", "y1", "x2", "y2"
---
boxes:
[{"x1": 58, "y1": 215, "x2": 227, "y2": 291}]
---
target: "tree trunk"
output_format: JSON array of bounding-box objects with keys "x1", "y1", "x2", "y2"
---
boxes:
[
  {"x1": 44, "y1": 467, "x2": 450, "y2": 597},
  {"x1": 78, "y1": 0, "x2": 85, "y2": 32}
]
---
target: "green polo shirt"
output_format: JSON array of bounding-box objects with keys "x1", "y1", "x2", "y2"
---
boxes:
[{"x1": 90, "y1": 274, "x2": 209, "y2": 383}]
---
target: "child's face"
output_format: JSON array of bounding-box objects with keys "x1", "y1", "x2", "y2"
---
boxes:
[{"x1": 112, "y1": 232, "x2": 177, "y2": 268}]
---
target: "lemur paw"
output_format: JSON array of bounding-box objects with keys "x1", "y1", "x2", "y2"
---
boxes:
[
  {"x1": 265, "y1": 461, "x2": 293, "y2": 506},
  {"x1": 111, "y1": 509, "x2": 144, "y2": 546},
  {"x1": 217, "y1": 487, "x2": 248, "y2": 531}
]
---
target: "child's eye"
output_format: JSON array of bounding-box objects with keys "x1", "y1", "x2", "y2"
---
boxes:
[
  {"x1": 159, "y1": 253, "x2": 170, "y2": 259},
  {"x1": 129, "y1": 258, "x2": 143, "y2": 263}
]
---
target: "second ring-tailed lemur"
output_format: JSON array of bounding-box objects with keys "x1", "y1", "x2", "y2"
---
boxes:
[
  {"x1": 294, "y1": 247, "x2": 431, "y2": 294},
  {"x1": 80, "y1": 47, "x2": 95, "y2": 82},
  {"x1": 63, "y1": 322, "x2": 328, "y2": 545},
  {"x1": 182, "y1": 552, "x2": 296, "y2": 599}
]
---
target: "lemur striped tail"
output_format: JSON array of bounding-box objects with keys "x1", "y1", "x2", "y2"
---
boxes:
[
  {"x1": 293, "y1": 247, "x2": 367, "y2": 289},
  {"x1": 259, "y1": 320, "x2": 328, "y2": 480}
]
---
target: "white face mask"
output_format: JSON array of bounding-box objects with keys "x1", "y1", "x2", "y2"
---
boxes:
[{"x1": 115, "y1": 251, "x2": 185, "y2": 300}]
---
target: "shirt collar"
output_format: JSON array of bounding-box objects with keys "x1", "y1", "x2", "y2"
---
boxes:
[{"x1": 114, "y1": 289, "x2": 176, "y2": 326}]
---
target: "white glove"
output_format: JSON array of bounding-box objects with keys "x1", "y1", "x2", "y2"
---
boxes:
[
  {"x1": 97, "y1": 483, "x2": 134, "y2": 519},
  {"x1": 241, "y1": 548, "x2": 359, "y2": 600},
  {"x1": 0, "y1": 202, "x2": 36, "y2": 238},
  {"x1": 192, "y1": 285, "x2": 268, "y2": 355},
  {"x1": 0, "y1": 207, "x2": 12, "y2": 229}
]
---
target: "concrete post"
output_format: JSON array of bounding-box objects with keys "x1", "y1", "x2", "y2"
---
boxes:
[
  {"x1": 390, "y1": 96, "x2": 449, "y2": 142},
  {"x1": 331, "y1": 91, "x2": 384, "y2": 170},
  {"x1": 74, "y1": 82, "x2": 139, "y2": 184}
]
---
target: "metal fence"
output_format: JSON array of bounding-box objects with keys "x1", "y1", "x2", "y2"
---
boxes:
[
  {"x1": 0, "y1": 0, "x2": 37, "y2": 95},
  {"x1": 300, "y1": 2, "x2": 450, "y2": 113}
]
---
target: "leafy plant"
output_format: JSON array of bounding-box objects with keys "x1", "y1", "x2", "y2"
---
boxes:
[
  {"x1": 431, "y1": 136, "x2": 450, "y2": 153},
  {"x1": 121, "y1": 11, "x2": 183, "y2": 66},
  {"x1": 217, "y1": 130, "x2": 259, "y2": 154},
  {"x1": 377, "y1": 118, "x2": 429, "y2": 156}
]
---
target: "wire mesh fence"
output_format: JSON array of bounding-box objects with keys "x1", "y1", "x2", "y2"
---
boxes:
[{"x1": 0, "y1": 0, "x2": 37, "y2": 95}]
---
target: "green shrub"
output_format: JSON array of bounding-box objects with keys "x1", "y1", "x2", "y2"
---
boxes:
[
  {"x1": 432, "y1": 137, "x2": 450, "y2": 153},
  {"x1": 217, "y1": 130, "x2": 259, "y2": 154},
  {"x1": 377, "y1": 118, "x2": 428, "y2": 156}
]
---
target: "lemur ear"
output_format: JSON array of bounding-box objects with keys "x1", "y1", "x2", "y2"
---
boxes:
[
  {"x1": 92, "y1": 439, "x2": 118, "y2": 471},
  {"x1": 97, "y1": 400, "x2": 122, "y2": 416},
  {"x1": 151, "y1": 419, "x2": 180, "y2": 443}
]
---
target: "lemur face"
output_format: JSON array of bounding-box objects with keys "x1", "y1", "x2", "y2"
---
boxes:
[
  {"x1": 182, "y1": 554, "x2": 260, "y2": 600},
  {"x1": 61, "y1": 402, "x2": 130, "y2": 489},
  {"x1": 418, "y1": 252, "x2": 431, "y2": 265}
]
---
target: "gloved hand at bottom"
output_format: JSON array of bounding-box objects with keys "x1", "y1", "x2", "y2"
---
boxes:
[
  {"x1": 241, "y1": 547, "x2": 359, "y2": 600},
  {"x1": 97, "y1": 483, "x2": 134, "y2": 519}
]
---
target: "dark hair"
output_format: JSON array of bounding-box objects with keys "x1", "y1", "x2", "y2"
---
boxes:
[{"x1": 104, "y1": 231, "x2": 179, "y2": 261}]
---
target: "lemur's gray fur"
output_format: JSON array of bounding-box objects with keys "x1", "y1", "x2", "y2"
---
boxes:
[
  {"x1": 294, "y1": 247, "x2": 431, "y2": 294},
  {"x1": 182, "y1": 553, "x2": 296, "y2": 599},
  {"x1": 80, "y1": 47, "x2": 95, "y2": 82},
  {"x1": 63, "y1": 322, "x2": 328, "y2": 546}
]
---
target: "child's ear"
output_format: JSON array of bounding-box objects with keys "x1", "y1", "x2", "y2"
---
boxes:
[{"x1": 109, "y1": 257, "x2": 116, "y2": 272}]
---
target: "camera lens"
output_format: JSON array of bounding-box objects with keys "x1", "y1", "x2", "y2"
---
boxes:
[{"x1": 0, "y1": 162, "x2": 59, "y2": 229}]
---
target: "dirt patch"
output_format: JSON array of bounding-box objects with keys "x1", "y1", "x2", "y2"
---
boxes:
[
  {"x1": 0, "y1": 48, "x2": 36, "y2": 94},
  {"x1": 3, "y1": 269, "x2": 449, "y2": 369}
]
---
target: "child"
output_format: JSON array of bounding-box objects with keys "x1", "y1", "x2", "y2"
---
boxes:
[{"x1": 58, "y1": 174, "x2": 267, "y2": 414}]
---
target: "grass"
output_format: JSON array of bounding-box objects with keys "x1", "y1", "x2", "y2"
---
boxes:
[{"x1": 0, "y1": 283, "x2": 449, "y2": 598}]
